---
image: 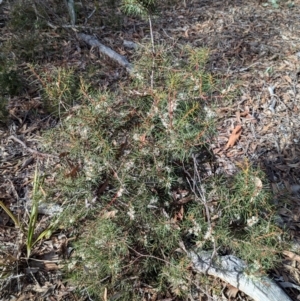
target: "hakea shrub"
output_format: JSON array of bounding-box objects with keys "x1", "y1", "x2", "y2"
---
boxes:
[{"x1": 42, "y1": 44, "x2": 285, "y2": 299}]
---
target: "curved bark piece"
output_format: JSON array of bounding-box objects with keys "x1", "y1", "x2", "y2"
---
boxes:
[
  {"x1": 188, "y1": 250, "x2": 292, "y2": 301},
  {"x1": 78, "y1": 33, "x2": 133, "y2": 74}
]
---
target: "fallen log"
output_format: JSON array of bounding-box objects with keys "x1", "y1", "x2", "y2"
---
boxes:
[{"x1": 188, "y1": 250, "x2": 292, "y2": 301}]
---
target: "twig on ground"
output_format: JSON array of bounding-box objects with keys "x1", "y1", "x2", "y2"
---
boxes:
[
  {"x1": 183, "y1": 155, "x2": 218, "y2": 273},
  {"x1": 127, "y1": 245, "x2": 172, "y2": 266},
  {"x1": 85, "y1": 8, "x2": 96, "y2": 24},
  {"x1": 8, "y1": 136, "x2": 58, "y2": 158},
  {"x1": 64, "y1": 0, "x2": 76, "y2": 26}
]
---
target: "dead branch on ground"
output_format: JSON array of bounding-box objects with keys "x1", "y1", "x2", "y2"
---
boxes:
[{"x1": 77, "y1": 33, "x2": 133, "y2": 74}]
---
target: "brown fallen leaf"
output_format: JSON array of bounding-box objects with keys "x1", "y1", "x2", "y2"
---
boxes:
[
  {"x1": 226, "y1": 283, "x2": 239, "y2": 298},
  {"x1": 225, "y1": 125, "x2": 242, "y2": 150},
  {"x1": 102, "y1": 210, "x2": 118, "y2": 219},
  {"x1": 240, "y1": 110, "x2": 250, "y2": 117},
  {"x1": 236, "y1": 110, "x2": 241, "y2": 123},
  {"x1": 65, "y1": 165, "x2": 80, "y2": 178},
  {"x1": 282, "y1": 250, "x2": 300, "y2": 263}
]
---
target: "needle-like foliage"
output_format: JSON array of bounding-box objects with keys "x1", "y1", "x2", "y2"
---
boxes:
[{"x1": 40, "y1": 44, "x2": 287, "y2": 299}]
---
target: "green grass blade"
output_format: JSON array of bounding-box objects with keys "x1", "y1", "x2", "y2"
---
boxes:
[{"x1": 26, "y1": 165, "x2": 39, "y2": 258}]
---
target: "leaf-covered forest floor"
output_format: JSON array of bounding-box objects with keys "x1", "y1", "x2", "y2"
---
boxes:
[{"x1": 1, "y1": 0, "x2": 300, "y2": 300}]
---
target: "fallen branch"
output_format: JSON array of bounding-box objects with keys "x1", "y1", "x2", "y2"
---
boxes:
[
  {"x1": 78, "y1": 33, "x2": 133, "y2": 74},
  {"x1": 188, "y1": 250, "x2": 292, "y2": 301}
]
